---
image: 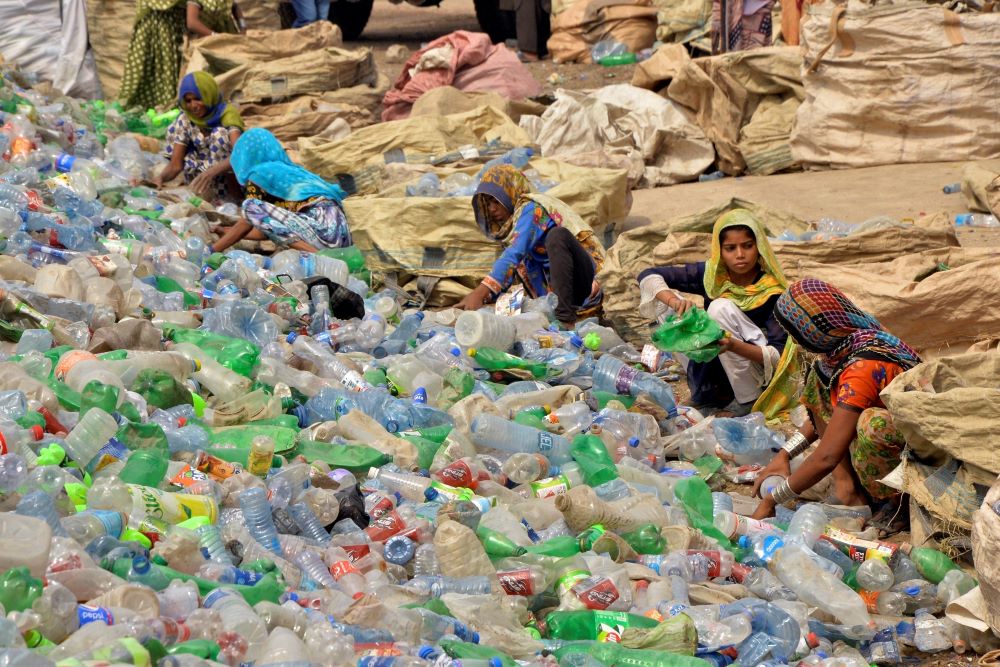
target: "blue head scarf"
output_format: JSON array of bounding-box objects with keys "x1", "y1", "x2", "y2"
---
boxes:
[{"x1": 230, "y1": 128, "x2": 345, "y2": 203}]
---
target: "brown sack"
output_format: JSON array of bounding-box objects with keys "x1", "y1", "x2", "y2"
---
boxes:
[
  {"x1": 239, "y1": 0, "x2": 282, "y2": 31},
  {"x1": 85, "y1": 0, "x2": 138, "y2": 100},
  {"x1": 215, "y1": 47, "x2": 375, "y2": 104},
  {"x1": 88, "y1": 319, "x2": 164, "y2": 354},
  {"x1": 791, "y1": 1, "x2": 1000, "y2": 169},
  {"x1": 960, "y1": 163, "x2": 1000, "y2": 217},
  {"x1": 548, "y1": 0, "x2": 658, "y2": 63},
  {"x1": 972, "y1": 474, "x2": 1000, "y2": 634},
  {"x1": 191, "y1": 22, "x2": 342, "y2": 74}
]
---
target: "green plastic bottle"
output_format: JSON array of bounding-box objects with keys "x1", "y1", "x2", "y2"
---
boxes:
[
  {"x1": 569, "y1": 434, "x2": 618, "y2": 487},
  {"x1": 160, "y1": 324, "x2": 260, "y2": 377},
  {"x1": 210, "y1": 425, "x2": 298, "y2": 452},
  {"x1": 120, "y1": 449, "x2": 170, "y2": 488},
  {"x1": 544, "y1": 610, "x2": 659, "y2": 641},
  {"x1": 439, "y1": 640, "x2": 518, "y2": 667},
  {"x1": 166, "y1": 639, "x2": 221, "y2": 660},
  {"x1": 414, "y1": 423, "x2": 453, "y2": 443},
  {"x1": 0, "y1": 567, "x2": 43, "y2": 612},
  {"x1": 525, "y1": 535, "x2": 581, "y2": 558},
  {"x1": 317, "y1": 246, "x2": 366, "y2": 273},
  {"x1": 598, "y1": 53, "x2": 638, "y2": 67},
  {"x1": 468, "y1": 347, "x2": 550, "y2": 380},
  {"x1": 554, "y1": 641, "x2": 704, "y2": 666},
  {"x1": 398, "y1": 434, "x2": 442, "y2": 470},
  {"x1": 289, "y1": 439, "x2": 392, "y2": 473},
  {"x1": 674, "y1": 477, "x2": 733, "y2": 551},
  {"x1": 477, "y1": 525, "x2": 527, "y2": 558},
  {"x1": 591, "y1": 390, "x2": 635, "y2": 409},
  {"x1": 904, "y1": 545, "x2": 961, "y2": 584},
  {"x1": 619, "y1": 524, "x2": 667, "y2": 555},
  {"x1": 109, "y1": 558, "x2": 283, "y2": 605},
  {"x1": 79, "y1": 380, "x2": 121, "y2": 417}
]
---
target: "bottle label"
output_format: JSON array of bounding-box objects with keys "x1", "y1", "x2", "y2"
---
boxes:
[
  {"x1": 572, "y1": 577, "x2": 620, "y2": 610},
  {"x1": 364, "y1": 510, "x2": 404, "y2": 542},
  {"x1": 429, "y1": 481, "x2": 473, "y2": 502},
  {"x1": 614, "y1": 365, "x2": 640, "y2": 394},
  {"x1": 591, "y1": 611, "x2": 630, "y2": 643},
  {"x1": 195, "y1": 452, "x2": 243, "y2": 480},
  {"x1": 497, "y1": 568, "x2": 538, "y2": 596},
  {"x1": 170, "y1": 463, "x2": 209, "y2": 488},
  {"x1": 435, "y1": 460, "x2": 474, "y2": 488},
  {"x1": 90, "y1": 510, "x2": 125, "y2": 539},
  {"x1": 342, "y1": 544, "x2": 371, "y2": 562},
  {"x1": 84, "y1": 255, "x2": 120, "y2": 278},
  {"x1": 330, "y1": 560, "x2": 360, "y2": 580},
  {"x1": 202, "y1": 588, "x2": 231, "y2": 608},
  {"x1": 55, "y1": 154, "x2": 76, "y2": 173},
  {"x1": 530, "y1": 474, "x2": 570, "y2": 499},
  {"x1": 229, "y1": 567, "x2": 265, "y2": 586},
  {"x1": 858, "y1": 589, "x2": 881, "y2": 614},
  {"x1": 640, "y1": 344, "x2": 665, "y2": 372},
  {"x1": 556, "y1": 568, "x2": 589, "y2": 595},
  {"x1": 85, "y1": 437, "x2": 129, "y2": 475},
  {"x1": 688, "y1": 550, "x2": 726, "y2": 578},
  {"x1": 78, "y1": 604, "x2": 113, "y2": 626},
  {"x1": 820, "y1": 527, "x2": 898, "y2": 564},
  {"x1": 536, "y1": 432, "x2": 554, "y2": 453},
  {"x1": 342, "y1": 371, "x2": 367, "y2": 392},
  {"x1": 367, "y1": 495, "x2": 395, "y2": 519},
  {"x1": 734, "y1": 515, "x2": 773, "y2": 537}
]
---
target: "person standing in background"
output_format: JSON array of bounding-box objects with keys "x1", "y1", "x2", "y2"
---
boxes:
[
  {"x1": 120, "y1": 0, "x2": 240, "y2": 110},
  {"x1": 500, "y1": 0, "x2": 551, "y2": 61},
  {"x1": 291, "y1": 0, "x2": 331, "y2": 27},
  {"x1": 712, "y1": 0, "x2": 773, "y2": 53}
]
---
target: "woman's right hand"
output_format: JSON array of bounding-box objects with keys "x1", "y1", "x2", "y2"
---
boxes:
[
  {"x1": 751, "y1": 451, "x2": 792, "y2": 499},
  {"x1": 670, "y1": 295, "x2": 698, "y2": 316}
]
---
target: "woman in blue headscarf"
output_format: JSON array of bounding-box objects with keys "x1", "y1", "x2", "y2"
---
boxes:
[
  {"x1": 154, "y1": 72, "x2": 244, "y2": 201},
  {"x1": 212, "y1": 128, "x2": 353, "y2": 253}
]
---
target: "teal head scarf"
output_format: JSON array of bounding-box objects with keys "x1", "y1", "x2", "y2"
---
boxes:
[{"x1": 230, "y1": 128, "x2": 345, "y2": 203}]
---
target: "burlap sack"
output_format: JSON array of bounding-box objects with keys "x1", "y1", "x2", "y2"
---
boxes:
[
  {"x1": 972, "y1": 483, "x2": 1000, "y2": 633},
  {"x1": 652, "y1": 0, "x2": 711, "y2": 44},
  {"x1": 85, "y1": 0, "x2": 137, "y2": 100},
  {"x1": 738, "y1": 96, "x2": 800, "y2": 175},
  {"x1": 791, "y1": 0, "x2": 1000, "y2": 170},
  {"x1": 239, "y1": 0, "x2": 282, "y2": 31},
  {"x1": 189, "y1": 22, "x2": 342, "y2": 74},
  {"x1": 241, "y1": 97, "x2": 374, "y2": 142},
  {"x1": 410, "y1": 86, "x2": 546, "y2": 124},
  {"x1": 960, "y1": 163, "x2": 1000, "y2": 217},
  {"x1": 548, "y1": 0, "x2": 658, "y2": 63},
  {"x1": 215, "y1": 47, "x2": 375, "y2": 104}
]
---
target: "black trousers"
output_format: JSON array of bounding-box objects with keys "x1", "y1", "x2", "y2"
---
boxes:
[
  {"x1": 545, "y1": 226, "x2": 595, "y2": 325},
  {"x1": 499, "y1": 0, "x2": 551, "y2": 55}
]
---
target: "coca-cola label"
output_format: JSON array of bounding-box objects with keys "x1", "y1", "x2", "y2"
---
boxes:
[
  {"x1": 436, "y1": 460, "x2": 473, "y2": 488},
  {"x1": 614, "y1": 365, "x2": 640, "y2": 394},
  {"x1": 364, "y1": 510, "x2": 404, "y2": 542},
  {"x1": 367, "y1": 495, "x2": 394, "y2": 519},
  {"x1": 498, "y1": 568, "x2": 536, "y2": 596},
  {"x1": 688, "y1": 550, "x2": 724, "y2": 578},
  {"x1": 342, "y1": 544, "x2": 371, "y2": 562},
  {"x1": 573, "y1": 577, "x2": 620, "y2": 610},
  {"x1": 330, "y1": 560, "x2": 360, "y2": 580}
]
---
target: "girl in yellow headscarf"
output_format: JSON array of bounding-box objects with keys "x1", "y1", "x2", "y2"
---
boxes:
[{"x1": 636, "y1": 209, "x2": 800, "y2": 418}]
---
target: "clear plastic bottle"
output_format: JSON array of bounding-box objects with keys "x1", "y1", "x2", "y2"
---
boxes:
[
  {"x1": 470, "y1": 414, "x2": 573, "y2": 465},
  {"x1": 288, "y1": 502, "x2": 331, "y2": 544},
  {"x1": 855, "y1": 558, "x2": 894, "y2": 592},
  {"x1": 914, "y1": 608, "x2": 951, "y2": 652},
  {"x1": 16, "y1": 489, "x2": 68, "y2": 537},
  {"x1": 592, "y1": 355, "x2": 676, "y2": 417},
  {"x1": 239, "y1": 486, "x2": 284, "y2": 556},
  {"x1": 412, "y1": 543, "x2": 441, "y2": 577},
  {"x1": 502, "y1": 452, "x2": 550, "y2": 484},
  {"x1": 61, "y1": 408, "x2": 122, "y2": 475},
  {"x1": 202, "y1": 588, "x2": 269, "y2": 660}
]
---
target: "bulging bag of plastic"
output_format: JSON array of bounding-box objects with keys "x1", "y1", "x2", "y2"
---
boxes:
[{"x1": 650, "y1": 308, "x2": 724, "y2": 362}]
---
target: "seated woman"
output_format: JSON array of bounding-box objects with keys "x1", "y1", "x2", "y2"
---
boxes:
[
  {"x1": 155, "y1": 72, "x2": 244, "y2": 202},
  {"x1": 454, "y1": 165, "x2": 605, "y2": 329},
  {"x1": 636, "y1": 210, "x2": 799, "y2": 417},
  {"x1": 751, "y1": 278, "x2": 921, "y2": 524},
  {"x1": 211, "y1": 128, "x2": 352, "y2": 253}
]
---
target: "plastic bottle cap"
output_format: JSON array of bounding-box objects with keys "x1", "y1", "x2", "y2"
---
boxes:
[
  {"x1": 737, "y1": 536, "x2": 750, "y2": 549},
  {"x1": 449, "y1": 346, "x2": 460, "y2": 357},
  {"x1": 471, "y1": 631, "x2": 480, "y2": 644},
  {"x1": 467, "y1": 348, "x2": 477, "y2": 357},
  {"x1": 569, "y1": 334, "x2": 584, "y2": 348},
  {"x1": 806, "y1": 632, "x2": 819, "y2": 648},
  {"x1": 424, "y1": 487, "x2": 439, "y2": 501},
  {"x1": 29, "y1": 425, "x2": 43, "y2": 440},
  {"x1": 132, "y1": 556, "x2": 151, "y2": 573},
  {"x1": 415, "y1": 312, "x2": 425, "y2": 320},
  {"x1": 418, "y1": 647, "x2": 436, "y2": 660},
  {"x1": 366, "y1": 467, "x2": 380, "y2": 480},
  {"x1": 286, "y1": 332, "x2": 299, "y2": 343},
  {"x1": 628, "y1": 437, "x2": 640, "y2": 448}
]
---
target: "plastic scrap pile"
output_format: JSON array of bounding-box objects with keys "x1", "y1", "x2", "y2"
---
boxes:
[{"x1": 0, "y1": 64, "x2": 992, "y2": 667}]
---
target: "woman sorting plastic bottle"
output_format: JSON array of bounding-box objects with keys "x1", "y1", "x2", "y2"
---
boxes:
[
  {"x1": 454, "y1": 164, "x2": 605, "y2": 329},
  {"x1": 153, "y1": 72, "x2": 243, "y2": 201},
  {"x1": 120, "y1": 0, "x2": 241, "y2": 110},
  {"x1": 750, "y1": 278, "x2": 921, "y2": 527},
  {"x1": 211, "y1": 128, "x2": 353, "y2": 253},
  {"x1": 636, "y1": 209, "x2": 799, "y2": 418}
]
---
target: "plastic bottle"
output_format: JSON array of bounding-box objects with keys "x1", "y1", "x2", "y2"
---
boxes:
[
  {"x1": 239, "y1": 486, "x2": 283, "y2": 556},
  {"x1": 914, "y1": 608, "x2": 951, "y2": 652},
  {"x1": 470, "y1": 414, "x2": 573, "y2": 465},
  {"x1": 202, "y1": 588, "x2": 269, "y2": 660},
  {"x1": 902, "y1": 544, "x2": 960, "y2": 584},
  {"x1": 855, "y1": 558, "x2": 894, "y2": 592},
  {"x1": 501, "y1": 452, "x2": 550, "y2": 484},
  {"x1": 455, "y1": 311, "x2": 516, "y2": 351},
  {"x1": 592, "y1": 355, "x2": 677, "y2": 417},
  {"x1": 61, "y1": 408, "x2": 123, "y2": 476}
]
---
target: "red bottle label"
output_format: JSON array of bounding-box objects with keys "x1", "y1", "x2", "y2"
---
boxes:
[
  {"x1": 364, "y1": 510, "x2": 404, "y2": 542},
  {"x1": 342, "y1": 544, "x2": 371, "y2": 562},
  {"x1": 688, "y1": 550, "x2": 724, "y2": 578},
  {"x1": 498, "y1": 568, "x2": 537, "y2": 596},
  {"x1": 435, "y1": 460, "x2": 475, "y2": 488},
  {"x1": 573, "y1": 577, "x2": 620, "y2": 610}
]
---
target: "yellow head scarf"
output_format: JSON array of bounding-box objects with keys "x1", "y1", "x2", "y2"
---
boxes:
[{"x1": 702, "y1": 209, "x2": 787, "y2": 311}]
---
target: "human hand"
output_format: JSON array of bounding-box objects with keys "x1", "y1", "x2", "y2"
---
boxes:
[
  {"x1": 717, "y1": 333, "x2": 735, "y2": 353},
  {"x1": 590, "y1": 280, "x2": 600, "y2": 299},
  {"x1": 190, "y1": 171, "x2": 215, "y2": 197},
  {"x1": 751, "y1": 495, "x2": 777, "y2": 520},
  {"x1": 750, "y1": 451, "x2": 791, "y2": 499},
  {"x1": 669, "y1": 295, "x2": 698, "y2": 316},
  {"x1": 454, "y1": 293, "x2": 485, "y2": 311}
]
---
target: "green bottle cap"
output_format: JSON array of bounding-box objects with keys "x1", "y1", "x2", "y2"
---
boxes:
[
  {"x1": 583, "y1": 333, "x2": 601, "y2": 350},
  {"x1": 37, "y1": 443, "x2": 65, "y2": 467},
  {"x1": 178, "y1": 516, "x2": 211, "y2": 530},
  {"x1": 123, "y1": 528, "x2": 152, "y2": 549},
  {"x1": 191, "y1": 392, "x2": 206, "y2": 418}
]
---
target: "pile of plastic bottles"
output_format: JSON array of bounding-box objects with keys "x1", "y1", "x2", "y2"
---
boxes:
[
  {"x1": 0, "y1": 63, "x2": 991, "y2": 667},
  {"x1": 405, "y1": 148, "x2": 557, "y2": 199}
]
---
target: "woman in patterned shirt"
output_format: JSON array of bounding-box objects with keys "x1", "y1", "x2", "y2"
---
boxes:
[
  {"x1": 454, "y1": 165, "x2": 605, "y2": 329},
  {"x1": 154, "y1": 72, "x2": 243, "y2": 202},
  {"x1": 750, "y1": 279, "x2": 921, "y2": 525}
]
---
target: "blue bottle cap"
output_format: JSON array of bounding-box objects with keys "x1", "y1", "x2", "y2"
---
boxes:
[
  {"x1": 569, "y1": 333, "x2": 584, "y2": 348},
  {"x1": 286, "y1": 331, "x2": 299, "y2": 343},
  {"x1": 413, "y1": 387, "x2": 427, "y2": 404},
  {"x1": 415, "y1": 312, "x2": 425, "y2": 320},
  {"x1": 737, "y1": 535, "x2": 750, "y2": 549},
  {"x1": 470, "y1": 631, "x2": 480, "y2": 644},
  {"x1": 628, "y1": 437, "x2": 640, "y2": 448},
  {"x1": 418, "y1": 646, "x2": 437, "y2": 660},
  {"x1": 489, "y1": 659, "x2": 504, "y2": 667},
  {"x1": 385, "y1": 420, "x2": 399, "y2": 433},
  {"x1": 424, "y1": 487, "x2": 439, "y2": 501},
  {"x1": 132, "y1": 555, "x2": 150, "y2": 573},
  {"x1": 290, "y1": 405, "x2": 309, "y2": 428}
]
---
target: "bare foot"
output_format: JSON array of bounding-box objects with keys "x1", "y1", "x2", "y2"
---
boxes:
[{"x1": 519, "y1": 51, "x2": 540, "y2": 62}]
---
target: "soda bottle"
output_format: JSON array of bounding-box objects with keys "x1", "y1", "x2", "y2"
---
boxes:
[{"x1": 902, "y1": 544, "x2": 960, "y2": 584}]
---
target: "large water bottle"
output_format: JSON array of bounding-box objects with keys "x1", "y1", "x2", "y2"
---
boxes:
[
  {"x1": 711, "y1": 413, "x2": 785, "y2": 465},
  {"x1": 61, "y1": 408, "x2": 122, "y2": 475},
  {"x1": 455, "y1": 310, "x2": 516, "y2": 351},
  {"x1": 287, "y1": 502, "x2": 331, "y2": 544},
  {"x1": 470, "y1": 414, "x2": 573, "y2": 465},
  {"x1": 239, "y1": 487, "x2": 284, "y2": 556},
  {"x1": 288, "y1": 333, "x2": 371, "y2": 392},
  {"x1": 592, "y1": 355, "x2": 677, "y2": 417}
]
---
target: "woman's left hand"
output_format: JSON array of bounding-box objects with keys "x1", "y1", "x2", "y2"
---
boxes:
[
  {"x1": 751, "y1": 495, "x2": 777, "y2": 520},
  {"x1": 590, "y1": 280, "x2": 600, "y2": 300},
  {"x1": 190, "y1": 171, "x2": 215, "y2": 197},
  {"x1": 717, "y1": 332, "x2": 735, "y2": 353}
]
